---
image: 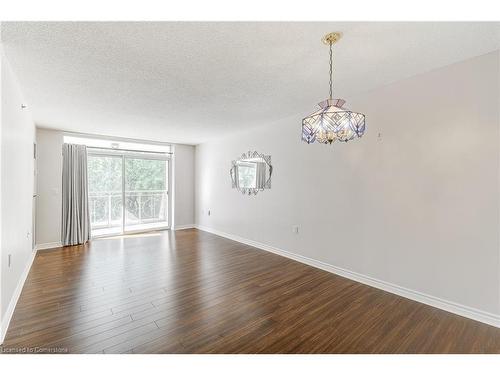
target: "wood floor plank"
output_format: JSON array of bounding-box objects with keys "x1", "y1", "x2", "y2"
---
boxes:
[{"x1": 1, "y1": 228, "x2": 499, "y2": 354}]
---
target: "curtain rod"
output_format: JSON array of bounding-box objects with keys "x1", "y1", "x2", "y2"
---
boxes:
[{"x1": 86, "y1": 146, "x2": 173, "y2": 155}]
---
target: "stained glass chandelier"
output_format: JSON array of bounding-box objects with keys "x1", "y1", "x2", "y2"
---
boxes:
[{"x1": 302, "y1": 32, "x2": 366, "y2": 145}]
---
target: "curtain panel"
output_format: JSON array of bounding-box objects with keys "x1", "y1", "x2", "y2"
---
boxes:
[
  {"x1": 61, "y1": 143, "x2": 91, "y2": 246},
  {"x1": 255, "y1": 162, "x2": 267, "y2": 189}
]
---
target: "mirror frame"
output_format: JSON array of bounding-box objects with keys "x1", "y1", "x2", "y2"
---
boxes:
[{"x1": 230, "y1": 150, "x2": 272, "y2": 195}]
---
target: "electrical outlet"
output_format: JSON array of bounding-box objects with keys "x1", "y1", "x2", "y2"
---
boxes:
[
  {"x1": 208, "y1": 209, "x2": 211, "y2": 216},
  {"x1": 292, "y1": 225, "x2": 299, "y2": 234},
  {"x1": 8, "y1": 254, "x2": 12, "y2": 267}
]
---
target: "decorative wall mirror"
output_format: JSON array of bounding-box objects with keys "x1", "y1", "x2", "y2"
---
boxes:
[{"x1": 230, "y1": 151, "x2": 272, "y2": 195}]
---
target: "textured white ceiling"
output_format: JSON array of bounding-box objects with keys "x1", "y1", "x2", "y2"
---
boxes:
[{"x1": 1, "y1": 22, "x2": 499, "y2": 144}]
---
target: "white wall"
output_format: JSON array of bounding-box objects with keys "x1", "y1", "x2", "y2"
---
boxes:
[
  {"x1": 195, "y1": 51, "x2": 500, "y2": 320},
  {"x1": 35, "y1": 129, "x2": 195, "y2": 245},
  {"x1": 35, "y1": 128, "x2": 63, "y2": 246},
  {"x1": 0, "y1": 47, "x2": 36, "y2": 335},
  {"x1": 0, "y1": 43, "x2": 3, "y2": 329},
  {"x1": 173, "y1": 144, "x2": 195, "y2": 228}
]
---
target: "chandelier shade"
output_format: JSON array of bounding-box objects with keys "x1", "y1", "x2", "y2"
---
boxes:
[
  {"x1": 302, "y1": 98, "x2": 365, "y2": 144},
  {"x1": 302, "y1": 32, "x2": 366, "y2": 146}
]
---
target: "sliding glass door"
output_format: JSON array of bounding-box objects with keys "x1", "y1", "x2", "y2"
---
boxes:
[
  {"x1": 88, "y1": 155, "x2": 123, "y2": 237},
  {"x1": 88, "y1": 152, "x2": 169, "y2": 237},
  {"x1": 124, "y1": 157, "x2": 168, "y2": 232}
]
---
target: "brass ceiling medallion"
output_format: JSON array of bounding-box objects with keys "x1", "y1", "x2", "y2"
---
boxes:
[
  {"x1": 321, "y1": 32, "x2": 342, "y2": 45},
  {"x1": 302, "y1": 31, "x2": 366, "y2": 145}
]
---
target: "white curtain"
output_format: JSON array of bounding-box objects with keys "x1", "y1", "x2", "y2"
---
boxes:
[
  {"x1": 233, "y1": 164, "x2": 240, "y2": 188},
  {"x1": 255, "y1": 162, "x2": 267, "y2": 189},
  {"x1": 61, "y1": 143, "x2": 90, "y2": 246}
]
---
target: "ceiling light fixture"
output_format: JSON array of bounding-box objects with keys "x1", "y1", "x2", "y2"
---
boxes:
[{"x1": 302, "y1": 32, "x2": 366, "y2": 145}]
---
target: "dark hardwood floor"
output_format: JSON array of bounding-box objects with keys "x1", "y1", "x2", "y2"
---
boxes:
[{"x1": 1, "y1": 228, "x2": 499, "y2": 353}]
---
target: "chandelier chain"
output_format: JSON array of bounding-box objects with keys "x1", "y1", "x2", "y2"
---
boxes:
[{"x1": 329, "y1": 41, "x2": 333, "y2": 99}]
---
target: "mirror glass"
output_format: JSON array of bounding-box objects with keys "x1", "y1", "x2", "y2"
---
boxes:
[{"x1": 230, "y1": 151, "x2": 272, "y2": 195}]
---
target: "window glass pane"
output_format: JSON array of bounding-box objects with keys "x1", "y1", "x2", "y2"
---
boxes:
[
  {"x1": 124, "y1": 158, "x2": 168, "y2": 230},
  {"x1": 88, "y1": 155, "x2": 123, "y2": 236}
]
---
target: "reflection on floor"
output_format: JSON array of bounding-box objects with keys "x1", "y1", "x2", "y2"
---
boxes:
[
  {"x1": 92, "y1": 222, "x2": 168, "y2": 238},
  {"x1": 2, "y1": 229, "x2": 500, "y2": 353},
  {"x1": 95, "y1": 231, "x2": 164, "y2": 240}
]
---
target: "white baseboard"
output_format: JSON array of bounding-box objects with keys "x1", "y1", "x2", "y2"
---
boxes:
[
  {"x1": 35, "y1": 241, "x2": 62, "y2": 251},
  {"x1": 173, "y1": 224, "x2": 195, "y2": 231},
  {"x1": 195, "y1": 225, "x2": 500, "y2": 328},
  {"x1": 0, "y1": 249, "x2": 37, "y2": 344}
]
